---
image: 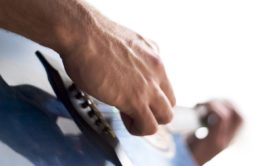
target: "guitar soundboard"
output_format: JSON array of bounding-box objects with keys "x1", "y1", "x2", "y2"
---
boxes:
[{"x1": 0, "y1": 52, "x2": 197, "y2": 166}]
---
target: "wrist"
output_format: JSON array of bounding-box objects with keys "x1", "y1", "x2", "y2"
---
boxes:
[{"x1": 51, "y1": 3, "x2": 96, "y2": 57}]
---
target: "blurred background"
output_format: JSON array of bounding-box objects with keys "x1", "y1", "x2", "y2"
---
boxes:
[
  {"x1": 0, "y1": 0, "x2": 274, "y2": 165},
  {"x1": 88, "y1": 0, "x2": 274, "y2": 165}
]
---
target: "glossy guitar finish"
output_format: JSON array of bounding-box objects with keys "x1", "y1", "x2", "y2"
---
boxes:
[
  {"x1": 34, "y1": 51, "x2": 197, "y2": 166},
  {"x1": 0, "y1": 71, "x2": 196, "y2": 166},
  {"x1": 0, "y1": 30, "x2": 196, "y2": 165}
]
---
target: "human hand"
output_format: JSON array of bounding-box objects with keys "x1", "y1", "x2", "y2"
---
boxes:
[
  {"x1": 61, "y1": 6, "x2": 176, "y2": 136},
  {"x1": 0, "y1": 0, "x2": 175, "y2": 136},
  {"x1": 187, "y1": 100, "x2": 243, "y2": 165}
]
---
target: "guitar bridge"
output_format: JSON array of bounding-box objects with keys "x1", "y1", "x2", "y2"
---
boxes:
[{"x1": 67, "y1": 83, "x2": 116, "y2": 138}]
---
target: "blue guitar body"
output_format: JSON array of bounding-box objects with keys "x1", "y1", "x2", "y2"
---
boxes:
[
  {"x1": 0, "y1": 29, "x2": 196, "y2": 166},
  {"x1": 0, "y1": 76, "x2": 196, "y2": 166}
]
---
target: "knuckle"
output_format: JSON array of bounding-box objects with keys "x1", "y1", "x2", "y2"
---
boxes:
[
  {"x1": 160, "y1": 111, "x2": 173, "y2": 124},
  {"x1": 145, "y1": 77, "x2": 158, "y2": 90},
  {"x1": 126, "y1": 38, "x2": 137, "y2": 48},
  {"x1": 128, "y1": 86, "x2": 150, "y2": 109},
  {"x1": 154, "y1": 105, "x2": 173, "y2": 124},
  {"x1": 131, "y1": 101, "x2": 147, "y2": 115},
  {"x1": 148, "y1": 54, "x2": 163, "y2": 69}
]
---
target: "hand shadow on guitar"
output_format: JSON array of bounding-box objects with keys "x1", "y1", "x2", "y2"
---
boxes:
[{"x1": 0, "y1": 76, "x2": 111, "y2": 166}]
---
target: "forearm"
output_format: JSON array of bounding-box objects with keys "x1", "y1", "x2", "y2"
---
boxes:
[{"x1": 0, "y1": 0, "x2": 98, "y2": 54}]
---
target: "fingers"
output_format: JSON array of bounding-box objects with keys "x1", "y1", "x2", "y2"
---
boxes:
[
  {"x1": 207, "y1": 100, "x2": 243, "y2": 131},
  {"x1": 196, "y1": 100, "x2": 243, "y2": 147},
  {"x1": 120, "y1": 83, "x2": 174, "y2": 135},
  {"x1": 222, "y1": 100, "x2": 243, "y2": 127},
  {"x1": 129, "y1": 36, "x2": 176, "y2": 108},
  {"x1": 149, "y1": 85, "x2": 173, "y2": 124},
  {"x1": 222, "y1": 100, "x2": 243, "y2": 137},
  {"x1": 202, "y1": 101, "x2": 232, "y2": 151},
  {"x1": 160, "y1": 79, "x2": 176, "y2": 107},
  {"x1": 124, "y1": 36, "x2": 176, "y2": 135},
  {"x1": 196, "y1": 100, "x2": 236, "y2": 125},
  {"x1": 120, "y1": 105, "x2": 158, "y2": 136},
  {"x1": 205, "y1": 101, "x2": 230, "y2": 132}
]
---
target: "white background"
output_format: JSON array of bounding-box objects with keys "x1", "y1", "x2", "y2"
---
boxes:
[
  {"x1": 0, "y1": 0, "x2": 273, "y2": 165},
  {"x1": 88, "y1": 0, "x2": 274, "y2": 165}
]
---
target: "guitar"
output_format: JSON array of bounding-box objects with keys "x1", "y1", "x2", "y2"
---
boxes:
[
  {"x1": 34, "y1": 51, "x2": 200, "y2": 166},
  {"x1": 0, "y1": 30, "x2": 200, "y2": 165}
]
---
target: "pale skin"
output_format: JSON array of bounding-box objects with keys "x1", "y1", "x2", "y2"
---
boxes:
[
  {"x1": 0, "y1": 0, "x2": 175, "y2": 136},
  {"x1": 0, "y1": 0, "x2": 242, "y2": 164}
]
